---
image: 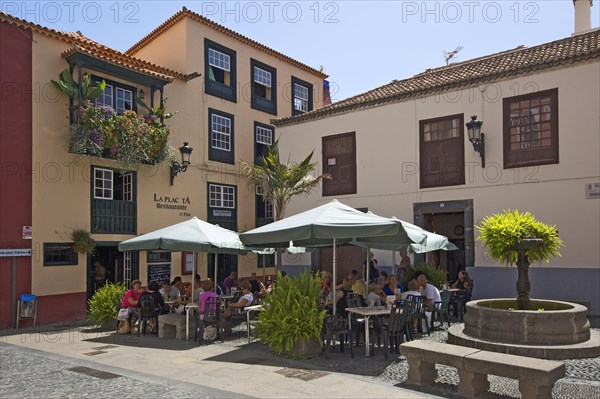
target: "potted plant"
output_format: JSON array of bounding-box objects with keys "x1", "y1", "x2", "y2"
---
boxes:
[
  {"x1": 401, "y1": 262, "x2": 448, "y2": 289},
  {"x1": 70, "y1": 228, "x2": 96, "y2": 254},
  {"x1": 88, "y1": 281, "x2": 126, "y2": 329},
  {"x1": 476, "y1": 210, "x2": 563, "y2": 310},
  {"x1": 256, "y1": 270, "x2": 327, "y2": 358}
]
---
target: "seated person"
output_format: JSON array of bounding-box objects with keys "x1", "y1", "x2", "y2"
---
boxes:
[
  {"x1": 383, "y1": 275, "x2": 403, "y2": 296},
  {"x1": 222, "y1": 280, "x2": 253, "y2": 335},
  {"x1": 320, "y1": 272, "x2": 333, "y2": 304},
  {"x1": 198, "y1": 279, "x2": 219, "y2": 319},
  {"x1": 248, "y1": 272, "x2": 262, "y2": 295},
  {"x1": 259, "y1": 275, "x2": 274, "y2": 298},
  {"x1": 349, "y1": 269, "x2": 367, "y2": 299},
  {"x1": 377, "y1": 271, "x2": 389, "y2": 287},
  {"x1": 184, "y1": 274, "x2": 204, "y2": 304},
  {"x1": 416, "y1": 271, "x2": 441, "y2": 311},
  {"x1": 159, "y1": 280, "x2": 180, "y2": 301},
  {"x1": 451, "y1": 270, "x2": 471, "y2": 290},
  {"x1": 401, "y1": 279, "x2": 422, "y2": 300},
  {"x1": 222, "y1": 271, "x2": 237, "y2": 294},
  {"x1": 170, "y1": 276, "x2": 185, "y2": 298},
  {"x1": 366, "y1": 283, "x2": 385, "y2": 306},
  {"x1": 139, "y1": 281, "x2": 165, "y2": 331},
  {"x1": 327, "y1": 278, "x2": 353, "y2": 318},
  {"x1": 121, "y1": 280, "x2": 142, "y2": 327}
]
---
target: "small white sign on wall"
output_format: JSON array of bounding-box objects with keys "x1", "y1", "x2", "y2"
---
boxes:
[
  {"x1": 585, "y1": 182, "x2": 600, "y2": 199},
  {"x1": 22, "y1": 226, "x2": 32, "y2": 240}
]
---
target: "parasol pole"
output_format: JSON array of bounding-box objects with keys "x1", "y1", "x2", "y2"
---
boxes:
[
  {"x1": 332, "y1": 238, "x2": 337, "y2": 316},
  {"x1": 366, "y1": 246, "x2": 370, "y2": 285},
  {"x1": 214, "y1": 253, "x2": 219, "y2": 292},
  {"x1": 392, "y1": 250, "x2": 397, "y2": 280},
  {"x1": 186, "y1": 251, "x2": 196, "y2": 340}
]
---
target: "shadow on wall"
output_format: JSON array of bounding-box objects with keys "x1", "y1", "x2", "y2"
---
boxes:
[{"x1": 467, "y1": 266, "x2": 600, "y2": 328}]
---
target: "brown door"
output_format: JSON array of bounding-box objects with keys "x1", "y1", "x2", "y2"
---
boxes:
[
  {"x1": 420, "y1": 115, "x2": 465, "y2": 188},
  {"x1": 322, "y1": 132, "x2": 357, "y2": 196},
  {"x1": 319, "y1": 246, "x2": 363, "y2": 286}
]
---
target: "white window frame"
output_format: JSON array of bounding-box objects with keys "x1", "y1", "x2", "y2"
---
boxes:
[
  {"x1": 123, "y1": 173, "x2": 133, "y2": 202},
  {"x1": 95, "y1": 83, "x2": 113, "y2": 108},
  {"x1": 211, "y1": 114, "x2": 232, "y2": 151},
  {"x1": 264, "y1": 199, "x2": 273, "y2": 219},
  {"x1": 294, "y1": 83, "x2": 309, "y2": 113},
  {"x1": 209, "y1": 184, "x2": 235, "y2": 209},
  {"x1": 256, "y1": 126, "x2": 273, "y2": 145},
  {"x1": 115, "y1": 87, "x2": 133, "y2": 114},
  {"x1": 94, "y1": 168, "x2": 113, "y2": 199},
  {"x1": 208, "y1": 48, "x2": 230, "y2": 72},
  {"x1": 254, "y1": 67, "x2": 272, "y2": 87}
]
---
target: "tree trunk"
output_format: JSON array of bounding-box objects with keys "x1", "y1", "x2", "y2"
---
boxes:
[{"x1": 516, "y1": 249, "x2": 531, "y2": 310}]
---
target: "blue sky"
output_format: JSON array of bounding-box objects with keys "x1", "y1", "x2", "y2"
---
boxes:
[{"x1": 4, "y1": 1, "x2": 599, "y2": 101}]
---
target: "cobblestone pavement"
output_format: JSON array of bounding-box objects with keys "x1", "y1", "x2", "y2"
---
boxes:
[
  {"x1": 377, "y1": 327, "x2": 600, "y2": 399},
  {"x1": 0, "y1": 343, "x2": 256, "y2": 399}
]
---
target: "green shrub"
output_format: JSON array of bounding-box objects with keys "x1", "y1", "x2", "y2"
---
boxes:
[
  {"x1": 476, "y1": 210, "x2": 562, "y2": 265},
  {"x1": 256, "y1": 271, "x2": 327, "y2": 357},
  {"x1": 88, "y1": 282, "x2": 126, "y2": 325},
  {"x1": 401, "y1": 262, "x2": 448, "y2": 289},
  {"x1": 70, "y1": 228, "x2": 95, "y2": 254}
]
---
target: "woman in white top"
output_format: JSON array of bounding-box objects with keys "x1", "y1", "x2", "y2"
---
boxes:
[{"x1": 222, "y1": 280, "x2": 253, "y2": 335}]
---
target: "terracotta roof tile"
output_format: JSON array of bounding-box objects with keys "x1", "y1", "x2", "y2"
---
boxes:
[
  {"x1": 126, "y1": 7, "x2": 327, "y2": 79},
  {"x1": 274, "y1": 30, "x2": 600, "y2": 126},
  {"x1": 1, "y1": 11, "x2": 186, "y2": 81}
]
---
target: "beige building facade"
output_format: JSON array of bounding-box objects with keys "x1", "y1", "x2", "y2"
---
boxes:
[
  {"x1": 274, "y1": 29, "x2": 600, "y2": 322},
  {"x1": 0, "y1": 8, "x2": 326, "y2": 325}
]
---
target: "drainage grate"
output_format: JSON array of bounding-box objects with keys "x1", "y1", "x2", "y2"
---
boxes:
[
  {"x1": 68, "y1": 366, "x2": 121, "y2": 380},
  {"x1": 276, "y1": 368, "x2": 327, "y2": 381},
  {"x1": 92, "y1": 345, "x2": 118, "y2": 350},
  {"x1": 82, "y1": 350, "x2": 107, "y2": 356}
]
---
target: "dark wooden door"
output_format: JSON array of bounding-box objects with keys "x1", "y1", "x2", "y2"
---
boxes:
[{"x1": 322, "y1": 132, "x2": 356, "y2": 196}]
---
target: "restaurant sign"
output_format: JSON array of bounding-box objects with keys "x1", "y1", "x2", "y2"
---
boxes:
[
  {"x1": 213, "y1": 209, "x2": 232, "y2": 217},
  {"x1": 153, "y1": 194, "x2": 192, "y2": 216}
]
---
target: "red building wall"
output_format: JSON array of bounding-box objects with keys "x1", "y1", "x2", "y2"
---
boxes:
[{"x1": 0, "y1": 21, "x2": 33, "y2": 328}]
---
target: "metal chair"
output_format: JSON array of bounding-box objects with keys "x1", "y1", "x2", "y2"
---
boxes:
[
  {"x1": 138, "y1": 296, "x2": 159, "y2": 336},
  {"x1": 115, "y1": 293, "x2": 124, "y2": 333},
  {"x1": 323, "y1": 314, "x2": 354, "y2": 358},
  {"x1": 430, "y1": 290, "x2": 451, "y2": 330},
  {"x1": 382, "y1": 302, "x2": 410, "y2": 359},
  {"x1": 197, "y1": 296, "x2": 222, "y2": 345},
  {"x1": 405, "y1": 294, "x2": 429, "y2": 339}
]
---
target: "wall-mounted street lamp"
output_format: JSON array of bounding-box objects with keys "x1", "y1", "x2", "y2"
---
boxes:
[
  {"x1": 170, "y1": 142, "x2": 193, "y2": 185},
  {"x1": 138, "y1": 89, "x2": 145, "y2": 100},
  {"x1": 466, "y1": 115, "x2": 485, "y2": 167}
]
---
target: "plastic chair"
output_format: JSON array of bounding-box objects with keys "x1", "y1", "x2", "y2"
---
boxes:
[
  {"x1": 346, "y1": 292, "x2": 366, "y2": 346},
  {"x1": 138, "y1": 297, "x2": 159, "y2": 336},
  {"x1": 382, "y1": 302, "x2": 410, "y2": 359},
  {"x1": 115, "y1": 293, "x2": 124, "y2": 333},
  {"x1": 430, "y1": 290, "x2": 451, "y2": 330},
  {"x1": 323, "y1": 314, "x2": 354, "y2": 358},
  {"x1": 197, "y1": 296, "x2": 222, "y2": 345}
]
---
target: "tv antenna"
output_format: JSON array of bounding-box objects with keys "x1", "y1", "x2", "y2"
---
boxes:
[{"x1": 444, "y1": 46, "x2": 464, "y2": 65}]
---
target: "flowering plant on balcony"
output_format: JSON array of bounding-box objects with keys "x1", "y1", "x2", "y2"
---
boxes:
[{"x1": 68, "y1": 101, "x2": 173, "y2": 166}]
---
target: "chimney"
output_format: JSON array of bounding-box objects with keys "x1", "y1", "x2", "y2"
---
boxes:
[{"x1": 574, "y1": 0, "x2": 592, "y2": 34}]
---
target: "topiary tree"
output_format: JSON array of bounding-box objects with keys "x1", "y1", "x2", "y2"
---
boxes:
[
  {"x1": 255, "y1": 271, "x2": 326, "y2": 357},
  {"x1": 476, "y1": 210, "x2": 563, "y2": 310}
]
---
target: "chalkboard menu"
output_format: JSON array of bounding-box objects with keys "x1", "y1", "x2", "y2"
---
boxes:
[{"x1": 148, "y1": 263, "x2": 171, "y2": 286}]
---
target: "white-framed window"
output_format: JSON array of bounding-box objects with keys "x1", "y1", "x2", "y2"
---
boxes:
[
  {"x1": 294, "y1": 83, "x2": 309, "y2": 113},
  {"x1": 208, "y1": 48, "x2": 230, "y2": 72},
  {"x1": 123, "y1": 173, "x2": 133, "y2": 202},
  {"x1": 263, "y1": 200, "x2": 273, "y2": 219},
  {"x1": 96, "y1": 83, "x2": 113, "y2": 108},
  {"x1": 209, "y1": 184, "x2": 235, "y2": 208},
  {"x1": 94, "y1": 168, "x2": 113, "y2": 199},
  {"x1": 115, "y1": 87, "x2": 133, "y2": 114},
  {"x1": 256, "y1": 125, "x2": 273, "y2": 145},
  {"x1": 211, "y1": 114, "x2": 231, "y2": 151},
  {"x1": 253, "y1": 67, "x2": 272, "y2": 100}
]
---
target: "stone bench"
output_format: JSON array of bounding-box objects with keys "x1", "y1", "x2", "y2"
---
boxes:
[
  {"x1": 401, "y1": 341, "x2": 565, "y2": 399},
  {"x1": 158, "y1": 314, "x2": 189, "y2": 340}
]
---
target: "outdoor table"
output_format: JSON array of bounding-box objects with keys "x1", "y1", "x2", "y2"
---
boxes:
[
  {"x1": 346, "y1": 306, "x2": 391, "y2": 357},
  {"x1": 244, "y1": 304, "x2": 263, "y2": 343}
]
